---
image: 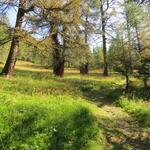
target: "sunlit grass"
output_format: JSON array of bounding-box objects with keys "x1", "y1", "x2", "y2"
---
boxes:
[
  {"x1": 118, "y1": 97, "x2": 150, "y2": 129},
  {"x1": 0, "y1": 61, "x2": 109, "y2": 150},
  {"x1": 0, "y1": 61, "x2": 149, "y2": 149}
]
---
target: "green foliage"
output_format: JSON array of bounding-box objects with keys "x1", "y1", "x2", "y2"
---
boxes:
[
  {"x1": 125, "y1": 1, "x2": 146, "y2": 27},
  {"x1": 91, "y1": 47, "x2": 103, "y2": 69},
  {"x1": 0, "y1": 19, "x2": 10, "y2": 63},
  {"x1": 138, "y1": 56, "x2": 150, "y2": 86},
  {"x1": 108, "y1": 31, "x2": 138, "y2": 76}
]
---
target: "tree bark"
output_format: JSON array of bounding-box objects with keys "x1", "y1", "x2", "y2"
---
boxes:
[
  {"x1": 125, "y1": 74, "x2": 130, "y2": 92},
  {"x1": 53, "y1": 57, "x2": 65, "y2": 77},
  {"x1": 100, "y1": 0, "x2": 108, "y2": 76},
  {"x1": 80, "y1": 15, "x2": 89, "y2": 75},
  {"x1": 135, "y1": 24, "x2": 142, "y2": 54},
  {"x1": 52, "y1": 24, "x2": 65, "y2": 77},
  {"x1": 80, "y1": 63, "x2": 89, "y2": 74},
  {"x1": 143, "y1": 78, "x2": 148, "y2": 91},
  {"x1": 1, "y1": 0, "x2": 25, "y2": 77}
]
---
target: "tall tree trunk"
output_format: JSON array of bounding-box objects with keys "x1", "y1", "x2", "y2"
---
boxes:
[
  {"x1": 52, "y1": 24, "x2": 65, "y2": 77},
  {"x1": 100, "y1": 0, "x2": 108, "y2": 76},
  {"x1": 80, "y1": 62, "x2": 89, "y2": 74},
  {"x1": 53, "y1": 56, "x2": 65, "y2": 77},
  {"x1": 80, "y1": 15, "x2": 89, "y2": 75},
  {"x1": 1, "y1": 0, "x2": 25, "y2": 77}
]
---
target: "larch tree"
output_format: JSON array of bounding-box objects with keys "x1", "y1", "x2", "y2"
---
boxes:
[
  {"x1": 0, "y1": 0, "x2": 34, "y2": 77},
  {"x1": 34, "y1": 0, "x2": 82, "y2": 77},
  {"x1": 125, "y1": 0, "x2": 150, "y2": 93},
  {"x1": 79, "y1": 0, "x2": 98, "y2": 74},
  {"x1": 99, "y1": 0, "x2": 114, "y2": 76},
  {"x1": 108, "y1": 31, "x2": 134, "y2": 93}
]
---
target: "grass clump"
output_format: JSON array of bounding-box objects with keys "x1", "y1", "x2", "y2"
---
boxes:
[{"x1": 118, "y1": 97, "x2": 150, "y2": 128}]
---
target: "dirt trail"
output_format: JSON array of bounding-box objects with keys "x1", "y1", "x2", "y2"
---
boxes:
[{"x1": 98, "y1": 105, "x2": 150, "y2": 150}]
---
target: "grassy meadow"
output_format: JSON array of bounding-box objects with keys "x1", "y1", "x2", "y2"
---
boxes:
[{"x1": 0, "y1": 61, "x2": 150, "y2": 150}]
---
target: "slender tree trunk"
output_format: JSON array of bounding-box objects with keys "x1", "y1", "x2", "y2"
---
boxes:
[
  {"x1": 1, "y1": 0, "x2": 25, "y2": 77},
  {"x1": 135, "y1": 25, "x2": 141, "y2": 52},
  {"x1": 100, "y1": 0, "x2": 108, "y2": 76},
  {"x1": 125, "y1": 73, "x2": 130, "y2": 92},
  {"x1": 143, "y1": 78, "x2": 148, "y2": 91},
  {"x1": 80, "y1": 15, "x2": 89, "y2": 75},
  {"x1": 126, "y1": 8, "x2": 132, "y2": 68}
]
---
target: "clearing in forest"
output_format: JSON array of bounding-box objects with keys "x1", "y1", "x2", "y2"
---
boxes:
[{"x1": 0, "y1": 62, "x2": 149, "y2": 150}]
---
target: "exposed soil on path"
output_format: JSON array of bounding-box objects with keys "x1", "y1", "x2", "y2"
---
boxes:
[{"x1": 97, "y1": 105, "x2": 150, "y2": 150}]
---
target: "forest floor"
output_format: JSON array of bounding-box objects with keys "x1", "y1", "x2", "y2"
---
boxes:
[
  {"x1": 98, "y1": 105, "x2": 150, "y2": 150},
  {"x1": 0, "y1": 61, "x2": 150, "y2": 150}
]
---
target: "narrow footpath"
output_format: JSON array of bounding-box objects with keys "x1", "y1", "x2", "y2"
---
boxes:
[{"x1": 97, "y1": 105, "x2": 150, "y2": 150}]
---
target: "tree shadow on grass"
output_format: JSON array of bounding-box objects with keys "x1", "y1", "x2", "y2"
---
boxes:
[
  {"x1": 79, "y1": 85, "x2": 123, "y2": 107},
  {"x1": 98, "y1": 115, "x2": 150, "y2": 150},
  {"x1": 0, "y1": 112, "x2": 39, "y2": 150},
  {"x1": 133, "y1": 86, "x2": 150, "y2": 100},
  {"x1": 48, "y1": 108, "x2": 99, "y2": 150},
  {"x1": 60, "y1": 78, "x2": 123, "y2": 106},
  {"x1": 0, "y1": 108, "x2": 99, "y2": 150}
]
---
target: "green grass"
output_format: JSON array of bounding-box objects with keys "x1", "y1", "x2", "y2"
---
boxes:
[
  {"x1": 118, "y1": 97, "x2": 150, "y2": 128},
  {"x1": 0, "y1": 67, "x2": 124, "y2": 105},
  {"x1": 0, "y1": 92, "x2": 105, "y2": 150},
  {"x1": 0, "y1": 64, "x2": 110, "y2": 150},
  {"x1": 0, "y1": 61, "x2": 150, "y2": 149}
]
